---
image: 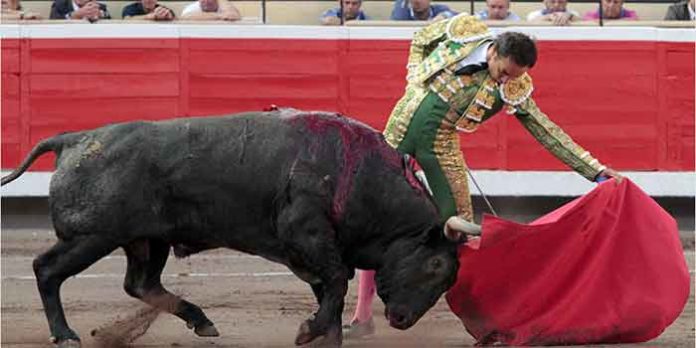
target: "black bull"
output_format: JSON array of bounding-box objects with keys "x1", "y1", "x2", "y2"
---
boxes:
[{"x1": 1, "y1": 109, "x2": 479, "y2": 347}]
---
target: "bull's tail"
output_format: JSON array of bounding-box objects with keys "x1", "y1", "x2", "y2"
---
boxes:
[{"x1": 1, "y1": 134, "x2": 74, "y2": 186}]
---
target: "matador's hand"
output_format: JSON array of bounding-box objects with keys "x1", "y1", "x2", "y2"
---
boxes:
[{"x1": 597, "y1": 167, "x2": 624, "y2": 184}]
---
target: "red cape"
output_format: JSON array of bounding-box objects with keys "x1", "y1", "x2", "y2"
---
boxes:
[{"x1": 446, "y1": 179, "x2": 690, "y2": 345}]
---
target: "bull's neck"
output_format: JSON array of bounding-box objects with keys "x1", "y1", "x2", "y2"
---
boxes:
[{"x1": 341, "y1": 161, "x2": 439, "y2": 270}]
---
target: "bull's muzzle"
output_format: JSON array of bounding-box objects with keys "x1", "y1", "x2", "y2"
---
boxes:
[{"x1": 384, "y1": 304, "x2": 415, "y2": 330}]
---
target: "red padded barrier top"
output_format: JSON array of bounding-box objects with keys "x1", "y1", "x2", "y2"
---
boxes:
[{"x1": 1, "y1": 35, "x2": 693, "y2": 172}]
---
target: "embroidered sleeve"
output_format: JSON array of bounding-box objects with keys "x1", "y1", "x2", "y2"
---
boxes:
[{"x1": 513, "y1": 98, "x2": 606, "y2": 181}]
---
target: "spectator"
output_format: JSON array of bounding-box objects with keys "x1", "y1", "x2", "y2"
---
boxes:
[
  {"x1": 320, "y1": 0, "x2": 368, "y2": 25},
  {"x1": 122, "y1": 0, "x2": 175, "y2": 21},
  {"x1": 180, "y1": 0, "x2": 240, "y2": 21},
  {"x1": 50, "y1": 0, "x2": 110, "y2": 20},
  {"x1": 2, "y1": 0, "x2": 42, "y2": 19},
  {"x1": 526, "y1": 0, "x2": 579, "y2": 25},
  {"x1": 475, "y1": 0, "x2": 520, "y2": 20},
  {"x1": 664, "y1": 0, "x2": 694, "y2": 20},
  {"x1": 391, "y1": 0, "x2": 457, "y2": 21},
  {"x1": 583, "y1": 0, "x2": 638, "y2": 20}
]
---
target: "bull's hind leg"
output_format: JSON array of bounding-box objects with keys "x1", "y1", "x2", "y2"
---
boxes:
[
  {"x1": 122, "y1": 239, "x2": 219, "y2": 337},
  {"x1": 32, "y1": 236, "x2": 118, "y2": 348},
  {"x1": 277, "y1": 196, "x2": 349, "y2": 346}
]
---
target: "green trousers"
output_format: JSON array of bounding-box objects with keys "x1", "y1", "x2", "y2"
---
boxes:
[{"x1": 387, "y1": 92, "x2": 474, "y2": 222}]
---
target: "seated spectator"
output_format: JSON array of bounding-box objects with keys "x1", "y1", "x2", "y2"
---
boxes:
[
  {"x1": 180, "y1": 0, "x2": 240, "y2": 21},
  {"x1": 1, "y1": 0, "x2": 42, "y2": 19},
  {"x1": 320, "y1": 0, "x2": 368, "y2": 25},
  {"x1": 583, "y1": 0, "x2": 638, "y2": 20},
  {"x1": 664, "y1": 0, "x2": 694, "y2": 20},
  {"x1": 475, "y1": 0, "x2": 520, "y2": 20},
  {"x1": 122, "y1": 0, "x2": 175, "y2": 21},
  {"x1": 50, "y1": 0, "x2": 110, "y2": 21},
  {"x1": 526, "y1": 0, "x2": 579, "y2": 25},
  {"x1": 391, "y1": 0, "x2": 457, "y2": 21}
]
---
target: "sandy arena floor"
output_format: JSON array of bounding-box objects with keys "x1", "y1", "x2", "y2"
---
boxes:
[{"x1": 2, "y1": 227, "x2": 694, "y2": 348}]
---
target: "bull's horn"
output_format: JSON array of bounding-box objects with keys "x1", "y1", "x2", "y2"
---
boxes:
[{"x1": 444, "y1": 216, "x2": 482, "y2": 242}]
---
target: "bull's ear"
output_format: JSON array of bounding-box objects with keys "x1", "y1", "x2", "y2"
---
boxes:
[{"x1": 444, "y1": 216, "x2": 481, "y2": 243}]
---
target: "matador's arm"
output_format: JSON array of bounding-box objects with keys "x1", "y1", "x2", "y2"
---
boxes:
[{"x1": 513, "y1": 98, "x2": 606, "y2": 181}]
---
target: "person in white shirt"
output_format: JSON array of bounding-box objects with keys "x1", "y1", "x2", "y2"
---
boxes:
[
  {"x1": 526, "y1": 0, "x2": 579, "y2": 25},
  {"x1": 180, "y1": 0, "x2": 240, "y2": 21}
]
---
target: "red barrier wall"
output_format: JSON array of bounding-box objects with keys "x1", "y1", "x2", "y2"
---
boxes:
[{"x1": 1, "y1": 37, "x2": 693, "y2": 172}]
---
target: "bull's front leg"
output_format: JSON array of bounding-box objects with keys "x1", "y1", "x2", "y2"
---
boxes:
[
  {"x1": 277, "y1": 196, "x2": 349, "y2": 346},
  {"x1": 295, "y1": 274, "x2": 348, "y2": 346}
]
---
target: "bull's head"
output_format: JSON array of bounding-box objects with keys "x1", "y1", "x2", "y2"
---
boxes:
[{"x1": 375, "y1": 217, "x2": 480, "y2": 330}]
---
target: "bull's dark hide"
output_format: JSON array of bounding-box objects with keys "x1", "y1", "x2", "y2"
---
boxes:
[{"x1": 2, "y1": 108, "x2": 466, "y2": 347}]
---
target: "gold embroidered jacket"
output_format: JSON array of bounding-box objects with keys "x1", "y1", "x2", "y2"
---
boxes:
[{"x1": 388, "y1": 14, "x2": 605, "y2": 181}]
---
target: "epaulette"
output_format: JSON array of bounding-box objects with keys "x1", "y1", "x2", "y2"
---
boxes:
[
  {"x1": 445, "y1": 13, "x2": 493, "y2": 44},
  {"x1": 500, "y1": 73, "x2": 534, "y2": 106}
]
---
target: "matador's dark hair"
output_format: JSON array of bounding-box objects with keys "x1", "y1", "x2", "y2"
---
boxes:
[{"x1": 493, "y1": 32, "x2": 538, "y2": 68}]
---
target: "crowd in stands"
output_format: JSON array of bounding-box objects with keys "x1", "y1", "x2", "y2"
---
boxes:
[
  {"x1": 321, "y1": 0, "x2": 458, "y2": 22},
  {"x1": 50, "y1": 0, "x2": 111, "y2": 20},
  {"x1": 320, "y1": 0, "x2": 368, "y2": 25},
  {"x1": 122, "y1": 0, "x2": 175, "y2": 20},
  {"x1": 1, "y1": 0, "x2": 240, "y2": 21},
  {"x1": 319, "y1": 0, "x2": 694, "y2": 24},
  {"x1": 1, "y1": 0, "x2": 694, "y2": 23}
]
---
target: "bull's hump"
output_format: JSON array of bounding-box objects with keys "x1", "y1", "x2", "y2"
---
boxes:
[
  {"x1": 281, "y1": 110, "x2": 379, "y2": 144},
  {"x1": 279, "y1": 109, "x2": 405, "y2": 221}
]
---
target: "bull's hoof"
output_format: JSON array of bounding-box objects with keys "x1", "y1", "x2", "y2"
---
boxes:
[
  {"x1": 55, "y1": 338, "x2": 81, "y2": 348},
  {"x1": 302, "y1": 336, "x2": 341, "y2": 347},
  {"x1": 294, "y1": 320, "x2": 341, "y2": 347},
  {"x1": 186, "y1": 320, "x2": 219, "y2": 337},
  {"x1": 194, "y1": 323, "x2": 220, "y2": 337},
  {"x1": 295, "y1": 320, "x2": 316, "y2": 345}
]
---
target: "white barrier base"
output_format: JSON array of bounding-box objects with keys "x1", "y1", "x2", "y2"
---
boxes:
[{"x1": 1, "y1": 171, "x2": 693, "y2": 198}]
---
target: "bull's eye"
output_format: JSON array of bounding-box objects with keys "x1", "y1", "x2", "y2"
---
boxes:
[{"x1": 429, "y1": 257, "x2": 443, "y2": 271}]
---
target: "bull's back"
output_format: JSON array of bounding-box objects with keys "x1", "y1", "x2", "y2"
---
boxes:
[
  {"x1": 56, "y1": 113, "x2": 302, "y2": 181},
  {"x1": 151, "y1": 113, "x2": 304, "y2": 195},
  {"x1": 47, "y1": 111, "x2": 377, "y2": 244}
]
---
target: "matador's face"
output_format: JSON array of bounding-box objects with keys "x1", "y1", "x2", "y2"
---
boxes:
[{"x1": 487, "y1": 48, "x2": 529, "y2": 84}]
